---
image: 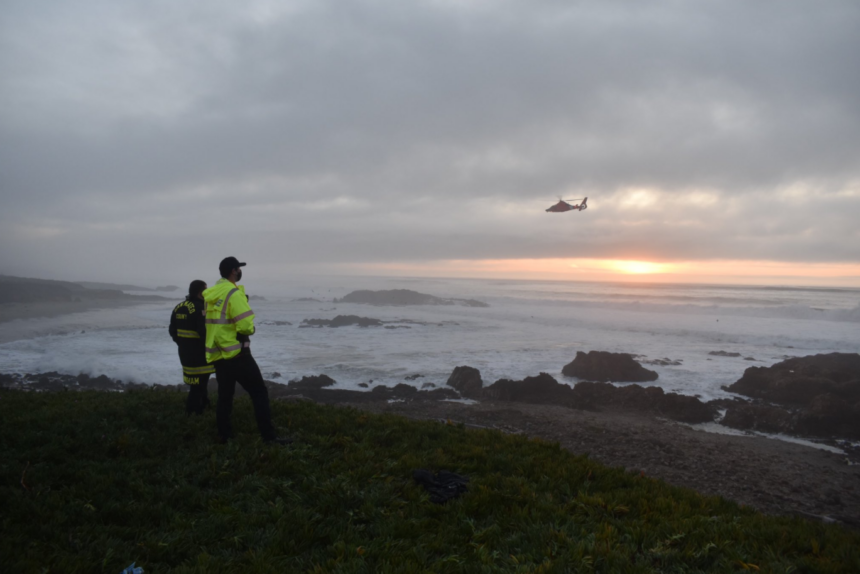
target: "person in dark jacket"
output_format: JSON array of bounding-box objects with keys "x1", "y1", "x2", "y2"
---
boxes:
[{"x1": 169, "y1": 279, "x2": 214, "y2": 415}]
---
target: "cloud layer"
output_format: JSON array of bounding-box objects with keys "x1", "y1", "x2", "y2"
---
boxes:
[{"x1": 1, "y1": 0, "x2": 859, "y2": 282}]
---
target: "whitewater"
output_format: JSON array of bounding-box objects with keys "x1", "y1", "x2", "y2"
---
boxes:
[{"x1": 1, "y1": 277, "x2": 858, "y2": 402}]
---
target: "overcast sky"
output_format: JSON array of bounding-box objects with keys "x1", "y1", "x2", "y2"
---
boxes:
[{"x1": 2, "y1": 0, "x2": 859, "y2": 285}]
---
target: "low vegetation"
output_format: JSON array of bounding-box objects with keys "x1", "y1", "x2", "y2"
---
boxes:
[{"x1": 1, "y1": 388, "x2": 858, "y2": 573}]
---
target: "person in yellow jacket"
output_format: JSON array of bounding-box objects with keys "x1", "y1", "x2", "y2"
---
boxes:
[{"x1": 204, "y1": 257, "x2": 289, "y2": 445}]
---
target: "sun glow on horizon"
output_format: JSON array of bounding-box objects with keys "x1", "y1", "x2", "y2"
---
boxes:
[
  {"x1": 602, "y1": 260, "x2": 672, "y2": 274},
  {"x1": 333, "y1": 258, "x2": 860, "y2": 287}
]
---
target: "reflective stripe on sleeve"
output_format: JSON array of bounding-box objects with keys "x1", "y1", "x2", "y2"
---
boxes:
[
  {"x1": 230, "y1": 310, "x2": 254, "y2": 323},
  {"x1": 182, "y1": 365, "x2": 215, "y2": 375},
  {"x1": 177, "y1": 329, "x2": 200, "y2": 338},
  {"x1": 205, "y1": 318, "x2": 229, "y2": 324}
]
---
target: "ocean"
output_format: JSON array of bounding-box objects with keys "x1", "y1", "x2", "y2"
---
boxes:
[{"x1": 1, "y1": 276, "x2": 858, "y2": 402}]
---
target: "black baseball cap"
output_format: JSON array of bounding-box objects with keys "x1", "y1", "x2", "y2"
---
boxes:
[{"x1": 219, "y1": 256, "x2": 246, "y2": 275}]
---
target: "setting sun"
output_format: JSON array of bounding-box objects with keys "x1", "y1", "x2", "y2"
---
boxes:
[{"x1": 608, "y1": 260, "x2": 670, "y2": 274}]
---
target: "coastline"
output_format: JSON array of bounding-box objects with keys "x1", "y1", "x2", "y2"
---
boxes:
[
  {"x1": 3, "y1": 370, "x2": 858, "y2": 528},
  {"x1": 0, "y1": 299, "x2": 171, "y2": 344},
  {"x1": 349, "y1": 398, "x2": 860, "y2": 527}
]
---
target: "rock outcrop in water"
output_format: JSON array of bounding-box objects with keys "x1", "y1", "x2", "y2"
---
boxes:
[
  {"x1": 336, "y1": 289, "x2": 488, "y2": 308},
  {"x1": 446, "y1": 366, "x2": 484, "y2": 398},
  {"x1": 300, "y1": 315, "x2": 384, "y2": 328},
  {"x1": 480, "y1": 371, "x2": 714, "y2": 423},
  {"x1": 275, "y1": 376, "x2": 459, "y2": 404},
  {"x1": 562, "y1": 351, "x2": 658, "y2": 382},
  {"x1": 721, "y1": 353, "x2": 860, "y2": 439},
  {"x1": 572, "y1": 382, "x2": 716, "y2": 423},
  {"x1": 484, "y1": 373, "x2": 576, "y2": 405},
  {"x1": 723, "y1": 353, "x2": 860, "y2": 405}
]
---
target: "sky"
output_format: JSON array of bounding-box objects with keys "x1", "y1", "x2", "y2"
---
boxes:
[{"x1": 1, "y1": 0, "x2": 859, "y2": 287}]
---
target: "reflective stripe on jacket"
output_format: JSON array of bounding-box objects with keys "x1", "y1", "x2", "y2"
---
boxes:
[{"x1": 203, "y1": 278, "x2": 255, "y2": 362}]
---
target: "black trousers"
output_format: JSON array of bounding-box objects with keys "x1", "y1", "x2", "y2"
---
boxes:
[
  {"x1": 213, "y1": 353, "x2": 275, "y2": 441},
  {"x1": 185, "y1": 373, "x2": 211, "y2": 415}
]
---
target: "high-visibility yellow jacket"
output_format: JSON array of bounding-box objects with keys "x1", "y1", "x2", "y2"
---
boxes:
[{"x1": 203, "y1": 278, "x2": 255, "y2": 363}]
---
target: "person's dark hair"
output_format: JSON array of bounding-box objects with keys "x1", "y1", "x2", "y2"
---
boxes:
[{"x1": 188, "y1": 280, "x2": 207, "y2": 298}]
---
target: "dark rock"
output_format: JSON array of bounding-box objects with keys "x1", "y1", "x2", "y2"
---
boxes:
[
  {"x1": 709, "y1": 351, "x2": 742, "y2": 357},
  {"x1": 391, "y1": 383, "x2": 418, "y2": 395},
  {"x1": 446, "y1": 366, "x2": 484, "y2": 398},
  {"x1": 721, "y1": 403, "x2": 796, "y2": 434},
  {"x1": 795, "y1": 395, "x2": 860, "y2": 439},
  {"x1": 405, "y1": 374, "x2": 424, "y2": 381},
  {"x1": 562, "y1": 351, "x2": 658, "y2": 382},
  {"x1": 335, "y1": 289, "x2": 489, "y2": 308},
  {"x1": 641, "y1": 358, "x2": 682, "y2": 366},
  {"x1": 357, "y1": 383, "x2": 369, "y2": 388},
  {"x1": 421, "y1": 382, "x2": 436, "y2": 389},
  {"x1": 300, "y1": 315, "x2": 383, "y2": 328},
  {"x1": 483, "y1": 373, "x2": 576, "y2": 405},
  {"x1": 571, "y1": 381, "x2": 716, "y2": 423},
  {"x1": 270, "y1": 372, "x2": 281, "y2": 379},
  {"x1": 723, "y1": 353, "x2": 860, "y2": 406}
]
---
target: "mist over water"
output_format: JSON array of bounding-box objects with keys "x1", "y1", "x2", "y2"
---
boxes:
[{"x1": 1, "y1": 277, "x2": 858, "y2": 402}]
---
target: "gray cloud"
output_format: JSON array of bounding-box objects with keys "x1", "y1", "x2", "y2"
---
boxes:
[{"x1": 1, "y1": 0, "x2": 859, "y2": 282}]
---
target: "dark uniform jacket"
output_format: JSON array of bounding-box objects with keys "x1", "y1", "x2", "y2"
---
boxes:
[{"x1": 169, "y1": 296, "x2": 215, "y2": 384}]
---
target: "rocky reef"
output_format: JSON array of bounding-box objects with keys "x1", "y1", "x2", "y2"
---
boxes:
[
  {"x1": 721, "y1": 353, "x2": 860, "y2": 439},
  {"x1": 562, "y1": 350, "x2": 658, "y2": 382},
  {"x1": 335, "y1": 289, "x2": 488, "y2": 307}
]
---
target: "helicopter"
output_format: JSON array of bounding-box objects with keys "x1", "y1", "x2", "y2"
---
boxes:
[{"x1": 546, "y1": 197, "x2": 587, "y2": 213}]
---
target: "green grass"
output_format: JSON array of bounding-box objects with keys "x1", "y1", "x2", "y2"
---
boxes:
[{"x1": 1, "y1": 388, "x2": 858, "y2": 573}]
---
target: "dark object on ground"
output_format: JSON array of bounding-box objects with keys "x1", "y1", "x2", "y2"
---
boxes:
[
  {"x1": 710, "y1": 351, "x2": 742, "y2": 357},
  {"x1": 405, "y1": 374, "x2": 423, "y2": 381},
  {"x1": 300, "y1": 315, "x2": 383, "y2": 328},
  {"x1": 446, "y1": 366, "x2": 483, "y2": 398},
  {"x1": 265, "y1": 436, "x2": 293, "y2": 446},
  {"x1": 562, "y1": 351, "x2": 658, "y2": 382},
  {"x1": 335, "y1": 289, "x2": 488, "y2": 308},
  {"x1": 412, "y1": 469, "x2": 469, "y2": 504}
]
